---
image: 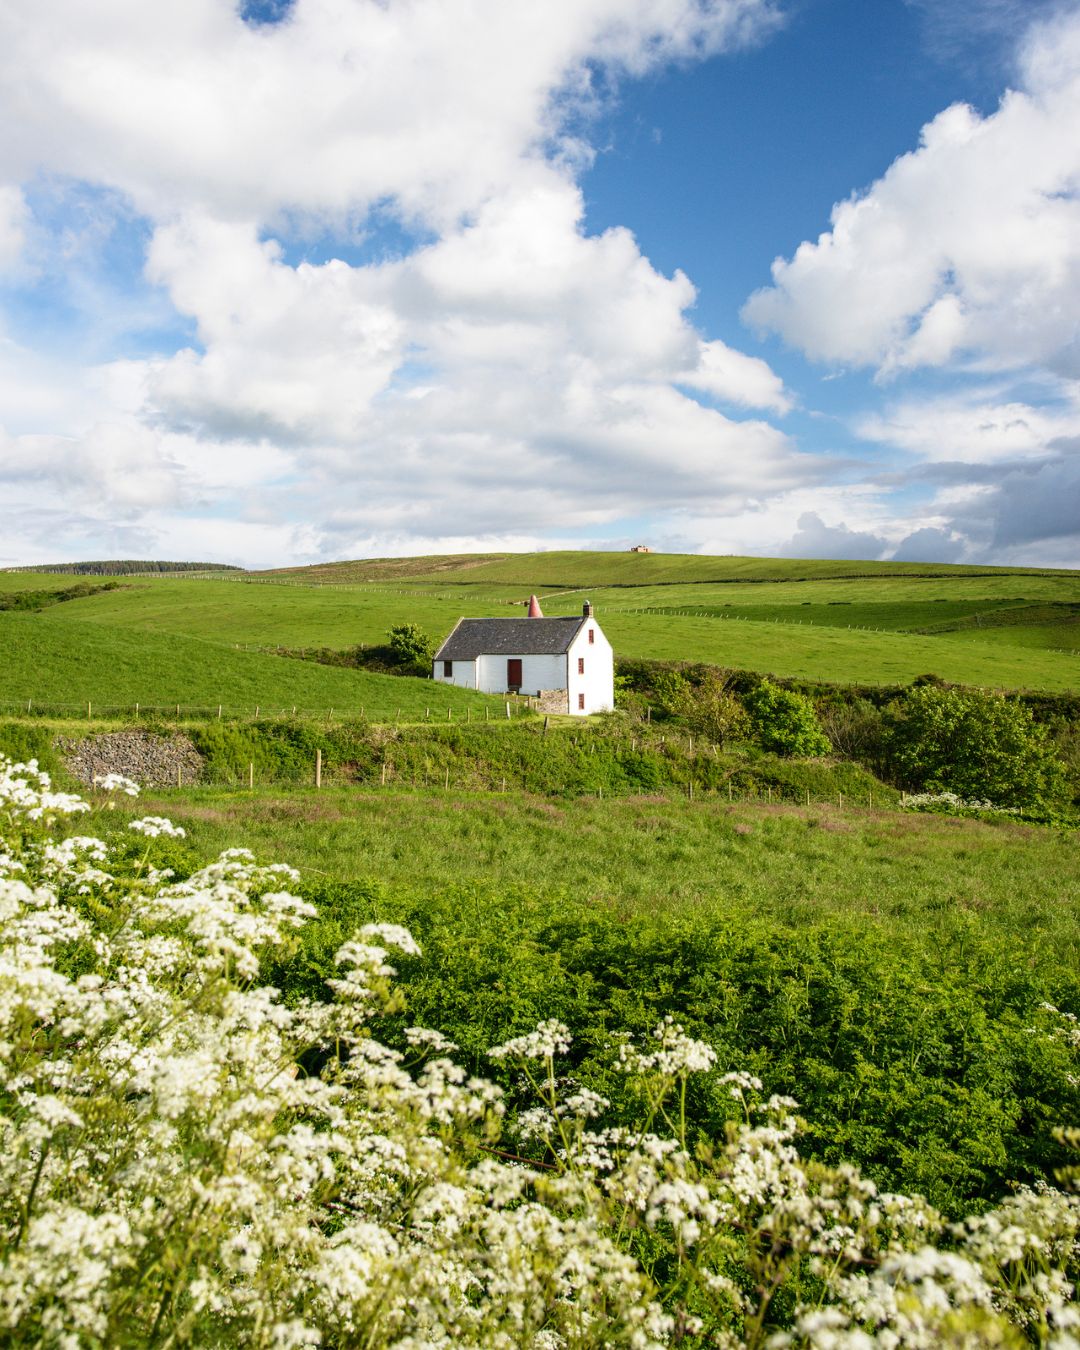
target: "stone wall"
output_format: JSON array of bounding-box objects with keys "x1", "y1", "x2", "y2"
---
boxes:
[
  {"x1": 534, "y1": 689, "x2": 569, "y2": 715},
  {"x1": 57, "y1": 731, "x2": 203, "y2": 788}
]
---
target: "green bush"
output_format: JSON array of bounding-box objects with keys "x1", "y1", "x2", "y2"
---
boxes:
[
  {"x1": 745, "y1": 678, "x2": 830, "y2": 757},
  {"x1": 387, "y1": 622, "x2": 436, "y2": 675},
  {"x1": 886, "y1": 684, "x2": 1066, "y2": 810},
  {"x1": 671, "y1": 671, "x2": 750, "y2": 746}
]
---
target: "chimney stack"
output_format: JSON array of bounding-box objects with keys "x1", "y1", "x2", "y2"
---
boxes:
[
  {"x1": 582, "y1": 600, "x2": 593, "y2": 618},
  {"x1": 527, "y1": 594, "x2": 543, "y2": 617}
]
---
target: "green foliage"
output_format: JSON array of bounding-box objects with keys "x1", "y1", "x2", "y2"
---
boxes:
[
  {"x1": 887, "y1": 684, "x2": 1067, "y2": 809},
  {"x1": 745, "y1": 678, "x2": 830, "y2": 757},
  {"x1": 265, "y1": 872, "x2": 1080, "y2": 1217},
  {"x1": 817, "y1": 697, "x2": 887, "y2": 769},
  {"x1": 386, "y1": 622, "x2": 436, "y2": 674},
  {"x1": 0, "y1": 720, "x2": 65, "y2": 777},
  {"x1": 0, "y1": 581, "x2": 119, "y2": 612},
  {"x1": 670, "y1": 670, "x2": 751, "y2": 746}
]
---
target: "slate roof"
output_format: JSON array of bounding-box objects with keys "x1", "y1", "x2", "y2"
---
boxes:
[{"x1": 434, "y1": 616, "x2": 586, "y2": 661}]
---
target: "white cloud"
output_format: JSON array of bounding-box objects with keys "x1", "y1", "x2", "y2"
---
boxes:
[
  {"x1": 0, "y1": 0, "x2": 807, "y2": 567},
  {"x1": 742, "y1": 9, "x2": 1080, "y2": 380},
  {"x1": 680, "y1": 337, "x2": 793, "y2": 413},
  {"x1": 0, "y1": 0, "x2": 779, "y2": 229},
  {"x1": 0, "y1": 186, "x2": 27, "y2": 272},
  {"x1": 124, "y1": 177, "x2": 803, "y2": 544},
  {"x1": 855, "y1": 390, "x2": 1080, "y2": 463}
]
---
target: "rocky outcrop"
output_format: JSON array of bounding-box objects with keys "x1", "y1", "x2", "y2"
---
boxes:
[{"x1": 57, "y1": 731, "x2": 203, "y2": 788}]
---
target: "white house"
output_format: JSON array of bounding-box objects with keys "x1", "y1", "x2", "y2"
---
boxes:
[{"x1": 431, "y1": 599, "x2": 614, "y2": 715}]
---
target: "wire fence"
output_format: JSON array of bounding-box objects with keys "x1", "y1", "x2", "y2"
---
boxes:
[{"x1": 0, "y1": 698, "x2": 537, "y2": 724}]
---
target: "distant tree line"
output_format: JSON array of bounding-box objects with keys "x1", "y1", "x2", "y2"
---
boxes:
[{"x1": 2, "y1": 561, "x2": 244, "y2": 576}]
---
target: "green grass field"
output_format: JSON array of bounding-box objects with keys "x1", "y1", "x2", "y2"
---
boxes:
[
  {"x1": 106, "y1": 782, "x2": 1080, "y2": 935},
  {"x1": 3, "y1": 549, "x2": 1079, "y2": 704},
  {"x1": 0, "y1": 612, "x2": 504, "y2": 719}
]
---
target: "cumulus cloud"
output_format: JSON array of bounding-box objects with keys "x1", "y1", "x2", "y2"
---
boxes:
[
  {"x1": 0, "y1": 0, "x2": 780, "y2": 228},
  {"x1": 0, "y1": 0, "x2": 810, "y2": 564},
  {"x1": 855, "y1": 390, "x2": 1080, "y2": 463},
  {"x1": 743, "y1": 9, "x2": 1080, "y2": 380},
  {"x1": 776, "y1": 511, "x2": 888, "y2": 561}
]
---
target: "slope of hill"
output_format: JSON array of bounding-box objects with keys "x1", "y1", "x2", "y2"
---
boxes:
[
  {"x1": 2, "y1": 550, "x2": 1078, "y2": 695},
  {"x1": 0, "y1": 613, "x2": 501, "y2": 718}
]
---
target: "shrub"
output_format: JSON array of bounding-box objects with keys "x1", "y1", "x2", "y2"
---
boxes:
[
  {"x1": 745, "y1": 678, "x2": 830, "y2": 757},
  {"x1": 387, "y1": 622, "x2": 436, "y2": 675},
  {"x1": 886, "y1": 684, "x2": 1067, "y2": 810},
  {"x1": 817, "y1": 697, "x2": 887, "y2": 772},
  {"x1": 671, "y1": 670, "x2": 750, "y2": 746}
]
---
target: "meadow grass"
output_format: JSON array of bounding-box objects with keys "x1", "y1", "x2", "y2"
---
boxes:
[
  {"x1": 0, "y1": 613, "x2": 504, "y2": 718},
  {"x1": 76, "y1": 783, "x2": 1080, "y2": 1212},
  {"x1": 104, "y1": 782, "x2": 1080, "y2": 944}
]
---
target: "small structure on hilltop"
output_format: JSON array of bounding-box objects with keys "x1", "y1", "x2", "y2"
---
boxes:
[
  {"x1": 628, "y1": 544, "x2": 652, "y2": 553},
  {"x1": 432, "y1": 597, "x2": 614, "y2": 715}
]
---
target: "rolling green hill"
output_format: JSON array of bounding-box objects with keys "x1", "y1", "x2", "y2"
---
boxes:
[
  {"x1": 2, "y1": 549, "x2": 1078, "y2": 697},
  {"x1": 0, "y1": 613, "x2": 502, "y2": 719}
]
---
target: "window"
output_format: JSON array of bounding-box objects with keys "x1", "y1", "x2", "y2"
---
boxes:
[
  {"x1": 578, "y1": 693, "x2": 585, "y2": 710},
  {"x1": 588, "y1": 628, "x2": 595, "y2": 644},
  {"x1": 577, "y1": 657, "x2": 585, "y2": 675},
  {"x1": 443, "y1": 660, "x2": 453, "y2": 677}
]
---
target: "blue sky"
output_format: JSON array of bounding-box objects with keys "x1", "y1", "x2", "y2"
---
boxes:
[{"x1": 0, "y1": 0, "x2": 1078, "y2": 568}]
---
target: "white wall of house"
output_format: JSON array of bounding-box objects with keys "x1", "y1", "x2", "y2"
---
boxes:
[
  {"x1": 431, "y1": 657, "x2": 477, "y2": 689},
  {"x1": 566, "y1": 621, "x2": 614, "y2": 715},
  {"x1": 476, "y1": 652, "x2": 566, "y2": 695},
  {"x1": 429, "y1": 615, "x2": 614, "y2": 713}
]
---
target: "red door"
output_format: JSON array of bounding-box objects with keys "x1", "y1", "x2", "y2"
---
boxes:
[{"x1": 507, "y1": 658, "x2": 522, "y2": 689}]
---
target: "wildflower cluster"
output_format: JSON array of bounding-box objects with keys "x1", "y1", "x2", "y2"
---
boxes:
[
  {"x1": 899, "y1": 789, "x2": 1021, "y2": 816},
  {"x1": 0, "y1": 754, "x2": 1077, "y2": 1348}
]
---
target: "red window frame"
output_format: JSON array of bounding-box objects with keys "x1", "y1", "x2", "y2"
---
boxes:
[
  {"x1": 588, "y1": 628, "x2": 595, "y2": 644},
  {"x1": 578, "y1": 693, "x2": 585, "y2": 710},
  {"x1": 577, "y1": 657, "x2": 585, "y2": 675}
]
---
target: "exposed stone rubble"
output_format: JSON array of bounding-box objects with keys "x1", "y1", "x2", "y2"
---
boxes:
[{"x1": 57, "y1": 731, "x2": 203, "y2": 787}]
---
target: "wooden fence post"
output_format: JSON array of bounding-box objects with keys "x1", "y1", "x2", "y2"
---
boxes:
[
  {"x1": 177, "y1": 765, "x2": 182, "y2": 789},
  {"x1": 444, "y1": 766, "x2": 450, "y2": 790},
  {"x1": 217, "y1": 704, "x2": 222, "y2": 719},
  {"x1": 249, "y1": 763, "x2": 254, "y2": 790},
  {"x1": 505, "y1": 702, "x2": 511, "y2": 720},
  {"x1": 88, "y1": 701, "x2": 92, "y2": 719},
  {"x1": 315, "y1": 748, "x2": 322, "y2": 790},
  {"x1": 255, "y1": 706, "x2": 260, "y2": 719},
  {"x1": 543, "y1": 716, "x2": 550, "y2": 737},
  {"x1": 176, "y1": 704, "x2": 180, "y2": 718},
  {"x1": 381, "y1": 762, "x2": 386, "y2": 786}
]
